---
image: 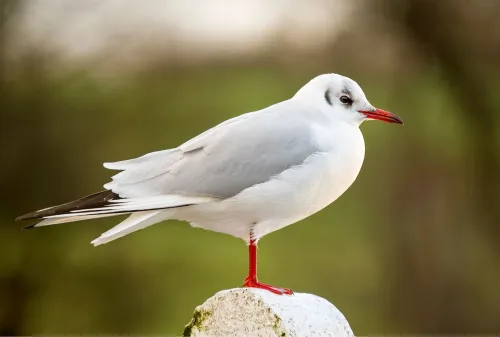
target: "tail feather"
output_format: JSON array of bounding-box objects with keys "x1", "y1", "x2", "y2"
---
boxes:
[
  {"x1": 17, "y1": 192, "x2": 213, "y2": 225},
  {"x1": 25, "y1": 213, "x2": 120, "y2": 229},
  {"x1": 17, "y1": 190, "x2": 217, "y2": 245},
  {"x1": 90, "y1": 210, "x2": 169, "y2": 246}
]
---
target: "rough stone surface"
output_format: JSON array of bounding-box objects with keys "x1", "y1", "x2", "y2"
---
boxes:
[{"x1": 183, "y1": 288, "x2": 354, "y2": 337}]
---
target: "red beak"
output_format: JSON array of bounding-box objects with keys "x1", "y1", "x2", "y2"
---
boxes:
[{"x1": 359, "y1": 108, "x2": 403, "y2": 124}]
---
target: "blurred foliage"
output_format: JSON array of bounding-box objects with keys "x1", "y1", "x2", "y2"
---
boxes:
[{"x1": 1, "y1": 0, "x2": 500, "y2": 335}]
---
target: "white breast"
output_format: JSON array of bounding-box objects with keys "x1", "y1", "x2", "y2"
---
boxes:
[{"x1": 291, "y1": 121, "x2": 365, "y2": 217}]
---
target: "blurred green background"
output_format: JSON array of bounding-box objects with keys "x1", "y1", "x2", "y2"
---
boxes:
[{"x1": 1, "y1": 0, "x2": 500, "y2": 335}]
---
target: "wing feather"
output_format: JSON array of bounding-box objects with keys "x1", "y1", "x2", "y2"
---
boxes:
[{"x1": 104, "y1": 101, "x2": 320, "y2": 199}]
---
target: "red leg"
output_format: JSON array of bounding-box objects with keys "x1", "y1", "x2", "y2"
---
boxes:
[{"x1": 242, "y1": 237, "x2": 293, "y2": 295}]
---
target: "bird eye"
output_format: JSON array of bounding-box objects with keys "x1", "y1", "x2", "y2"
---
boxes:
[{"x1": 339, "y1": 95, "x2": 353, "y2": 105}]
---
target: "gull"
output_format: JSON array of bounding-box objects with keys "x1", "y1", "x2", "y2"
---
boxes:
[{"x1": 17, "y1": 73, "x2": 403, "y2": 295}]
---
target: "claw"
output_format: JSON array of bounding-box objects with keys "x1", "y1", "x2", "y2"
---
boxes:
[{"x1": 243, "y1": 277, "x2": 293, "y2": 295}]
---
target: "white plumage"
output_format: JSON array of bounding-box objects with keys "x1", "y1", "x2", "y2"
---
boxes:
[{"x1": 19, "y1": 73, "x2": 403, "y2": 247}]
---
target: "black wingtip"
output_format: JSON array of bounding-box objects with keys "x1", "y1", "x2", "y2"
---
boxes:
[
  {"x1": 16, "y1": 213, "x2": 34, "y2": 222},
  {"x1": 22, "y1": 223, "x2": 37, "y2": 230}
]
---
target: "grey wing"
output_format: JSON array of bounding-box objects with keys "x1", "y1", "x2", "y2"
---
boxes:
[{"x1": 104, "y1": 102, "x2": 319, "y2": 199}]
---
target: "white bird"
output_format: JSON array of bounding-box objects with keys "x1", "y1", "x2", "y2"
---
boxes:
[{"x1": 17, "y1": 73, "x2": 403, "y2": 295}]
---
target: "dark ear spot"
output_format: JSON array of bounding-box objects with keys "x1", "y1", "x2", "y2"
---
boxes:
[{"x1": 324, "y1": 89, "x2": 332, "y2": 106}]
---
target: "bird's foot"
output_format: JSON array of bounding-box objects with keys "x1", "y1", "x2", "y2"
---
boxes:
[{"x1": 243, "y1": 276, "x2": 293, "y2": 295}]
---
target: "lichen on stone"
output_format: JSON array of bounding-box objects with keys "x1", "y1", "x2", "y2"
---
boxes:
[
  {"x1": 272, "y1": 313, "x2": 287, "y2": 336},
  {"x1": 183, "y1": 307, "x2": 213, "y2": 336}
]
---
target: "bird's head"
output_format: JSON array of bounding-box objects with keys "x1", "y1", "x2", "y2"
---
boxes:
[{"x1": 293, "y1": 73, "x2": 403, "y2": 126}]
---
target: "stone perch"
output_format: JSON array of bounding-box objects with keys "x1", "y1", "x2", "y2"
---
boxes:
[{"x1": 184, "y1": 288, "x2": 354, "y2": 336}]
